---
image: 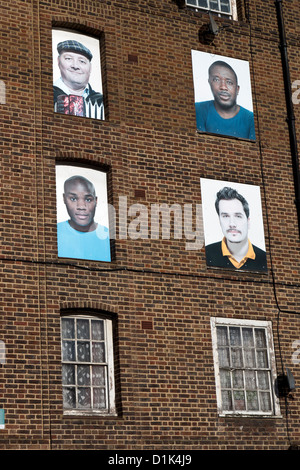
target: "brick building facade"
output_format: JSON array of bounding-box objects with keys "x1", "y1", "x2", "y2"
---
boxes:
[{"x1": 0, "y1": 0, "x2": 299, "y2": 451}]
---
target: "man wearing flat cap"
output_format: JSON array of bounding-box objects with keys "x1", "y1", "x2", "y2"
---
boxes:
[{"x1": 53, "y1": 39, "x2": 104, "y2": 120}]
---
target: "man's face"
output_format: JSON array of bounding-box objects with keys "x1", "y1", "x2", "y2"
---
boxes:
[
  {"x1": 63, "y1": 180, "x2": 97, "y2": 232},
  {"x1": 209, "y1": 65, "x2": 240, "y2": 110},
  {"x1": 58, "y1": 51, "x2": 92, "y2": 90},
  {"x1": 218, "y1": 198, "x2": 249, "y2": 244}
]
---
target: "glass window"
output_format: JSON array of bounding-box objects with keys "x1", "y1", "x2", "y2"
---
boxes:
[
  {"x1": 61, "y1": 314, "x2": 116, "y2": 415},
  {"x1": 185, "y1": 0, "x2": 237, "y2": 19},
  {"x1": 211, "y1": 317, "x2": 281, "y2": 416}
]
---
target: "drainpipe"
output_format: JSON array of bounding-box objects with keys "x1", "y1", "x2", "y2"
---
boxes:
[{"x1": 275, "y1": 0, "x2": 300, "y2": 238}]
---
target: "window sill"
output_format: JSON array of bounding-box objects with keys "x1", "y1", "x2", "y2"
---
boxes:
[
  {"x1": 219, "y1": 412, "x2": 282, "y2": 418},
  {"x1": 63, "y1": 409, "x2": 118, "y2": 418}
]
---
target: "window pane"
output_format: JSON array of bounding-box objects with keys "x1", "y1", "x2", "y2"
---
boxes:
[
  {"x1": 245, "y1": 370, "x2": 256, "y2": 390},
  {"x1": 77, "y1": 319, "x2": 90, "y2": 339},
  {"x1": 62, "y1": 340, "x2": 75, "y2": 362},
  {"x1": 257, "y1": 370, "x2": 269, "y2": 390},
  {"x1": 233, "y1": 391, "x2": 246, "y2": 410},
  {"x1": 247, "y1": 391, "x2": 259, "y2": 411},
  {"x1": 232, "y1": 370, "x2": 243, "y2": 389},
  {"x1": 221, "y1": 390, "x2": 232, "y2": 410},
  {"x1": 218, "y1": 347, "x2": 230, "y2": 367},
  {"x1": 92, "y1": 342, "x2": 105, "y2": 363},
  {"x1": 260, "y1": 392, "x2": 272, "y2": 412},
  {"x1": 209, "y1": 0, "x2": 219, "y2": 11},
  {"x1": 216, "y1": 326, "x2": 228, "y2": 346},
  {"x1": 242, "y1": 328, "x2": 254, "y2": 348},
  {"x1": 198, "y1": 0, "x2": 208, "y2": 7},
  {"x1": 62, "y1": 364, "x2": 75, "y2": 385},
  {"x1": 255, "y1": 329, "x2": 267, "y2": 348},
  {"x1": 77, "y1": 341, "x2": 90, "y2": 362},
  {"x1": 220, "y1": 0, "x2": 230, "y2": 13},
  {"x1": 244, "y1": 348, "x2": 256, "y2": 368},
  {"x1": 257, "y1": 349, "x2": 269, "y2": 368},
  {"x1": 78, "y1": 387, "x2": 91, "y2": 408},
  {"x1": 220, "y1": 369, "x2": 231, "y2": 388},
  {"x1": 93, "y1": 388, "x2": 106, "y2": 409},
  {"x1": 91, "y1": 320, "x2": 104, "y2": 341},
  {"x1": 229, "y1": 327, "x2": 241, "y2": 346},
  {"x1": 62, "y1": 318, "x2": 75, "y2": 339},
  {"x1": 77, "y1": 365, "x2": 90, "y2": 386},
  {"x1": 186, "y1": 0, "x2": 198, "y2": 6},
  {"x1": 92, "y1": 365, "x2": 106, "y2": 386},
  {"x1": 231, "y1": 348, "x2": 243, "y2": 367},
  {"x1": 63, "y1": 387, "x2": 76, "y2": 409}
]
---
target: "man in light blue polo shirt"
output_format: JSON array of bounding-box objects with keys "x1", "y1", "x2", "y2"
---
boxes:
[{"x1": 57, "y1": 175, "x2": 111, "y2": 262}]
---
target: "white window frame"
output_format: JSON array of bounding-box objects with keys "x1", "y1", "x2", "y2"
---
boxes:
[
  {"x1": 185, "y1": 0, "x2": 238, "y2": 21},
  {"x1": 61, "y1": 314, "x2": 116, "y2": 416},
  {"x1": 210, "y1": 317, "x2": 281, "y2": 417}
]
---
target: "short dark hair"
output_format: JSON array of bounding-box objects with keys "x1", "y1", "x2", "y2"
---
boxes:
[
  {"x1": 208, "y1": 60, "x2": 238, "y2": 85},
  {"x1": 215, "y1": 187, "x2": 249, "y2": 218},
  {"x1": 64, "y1": 175, "x2": 96, "y2": 196}
]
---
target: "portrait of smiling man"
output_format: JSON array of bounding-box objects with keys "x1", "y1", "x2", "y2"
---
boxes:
[
  {"x1": 58, "y1": 47, "x2": 92, "y2": 93},
  {"x1": 52, "y1": 30, "x2": 104, "y2": 120},
  {"x1": 200, "y1": 179, "x2": 267, "y2": 272},
  {"x1": 56, "y1": 166, "x2": 111, "y2": 262},
  {"x1": 192, "y1": 52, "x2": 256, "y2": 140}
]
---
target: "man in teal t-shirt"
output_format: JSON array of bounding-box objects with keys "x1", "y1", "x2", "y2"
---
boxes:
[
  {"x1": 195, "y1": 60, "x2": 256, "y2": 140},
  {"x1": 57, "y1": 175, "x2": 111, "y2": 262}
]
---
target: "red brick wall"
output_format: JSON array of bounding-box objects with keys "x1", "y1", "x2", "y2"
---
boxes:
[{"x1": 0, "y1": 0, "x2": 299, "y2": 450}]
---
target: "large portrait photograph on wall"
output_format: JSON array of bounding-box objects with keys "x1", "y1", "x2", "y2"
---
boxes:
[
  {"x1": 56, "y1": 164, "x2": 111, "y2": 262},
  {"x1": 192, "y1": 51, "x2": 256, "y2": 141},
  {"x1": 52, "y1": 29, "x2": 105, "y2": 120},
  {"x1": 200, "y1": 178, "x2": 267, "y2": 272}
]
